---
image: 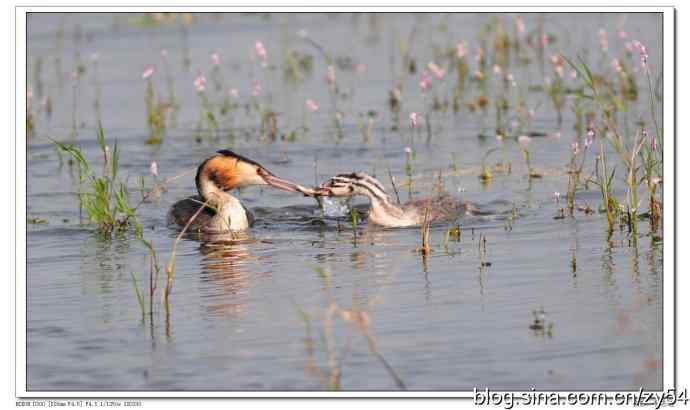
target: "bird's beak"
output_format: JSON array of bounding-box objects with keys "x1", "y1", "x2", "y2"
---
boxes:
[
  {"x1": 316, "y1": 186, "x2": 334, "y2": 196},
  {"x1": 258, "y1": 168, "x2": 332, "y2": 197},
  {"x1": 261, "y1": 172, "x2": 303, "y2": 193}
]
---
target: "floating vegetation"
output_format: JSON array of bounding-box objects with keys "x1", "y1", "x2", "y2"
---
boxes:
[
  {"x1": 529, "y1": 307, "x2": 554, "y2": 338},
  {"x1": 27, "y1": 217, "x2": 48, "y2": 225}
]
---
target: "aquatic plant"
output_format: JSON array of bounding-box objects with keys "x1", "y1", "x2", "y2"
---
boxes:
[
  {"x1": 591, "y1": 143, "x2": 619, "y2": 232},
  {"x1": 349, "y1": 207, "x2": 359, "y2": 246},
  {"x1": 419, "y1": 207, "x2": 432, "y2": 256},
  {"x1": 545, "y1": 55, "x2": 567, "y2": 126},
  {"x1": 142, "y1": 65, "x2": 166, "y2": 144},
  {"x1": 565, "y1": 137, "x2": 591, "y2": 215},
  {"x1": 479, "y1": 147, "x2": 500, "y2": 185},
  {"x1": 160, "y1": 49, "x2": 180, "y2": 129},
  {"x1": 90, "y1": 53, "x2": 102, "y2": 124},
  {"x1": 418, "y1": 69, "x2": 434, "y2": 142},
  {"x1": 210, "y1": 51, "x2": 224, "y2": 92},
  {"x1": 26, "y1": 87, "x2": 34, "y2": 138},
  {"x1": 52, "y1": 124, "x2": 141, "y2": 237},
  {"x1": 296, "y1": 301, "x2": 406, "y2": 390},
  {"x1": 451, "y1": 41, "x2": 469, "y2": 111},
  {"x1": 565, "y1": 54, "x2": 661, "y2": 237},
  {"x1": 193, "y1": 70, "x2": 218, "y2": 139},
  {"x1": 69, "y1": 69, "x2": 80, "y2": 139},
  {"x1": 518, "y1": 135, "x2": 541, "y2": 179},
  {"x1": 130, "y1": 271, "x2": 146, "y2": 322},
  {"x1": 404, "y1": 146, "x2": 415, "y2": 199}
]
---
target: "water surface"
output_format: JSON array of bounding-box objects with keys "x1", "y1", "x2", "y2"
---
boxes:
[{"x1": 26, "y1": 12, "x2": 663, "y2": 391}]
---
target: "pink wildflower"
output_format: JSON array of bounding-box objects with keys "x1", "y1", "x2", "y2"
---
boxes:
[
  {"x1": 599, "y1": 29, "x2": 609, "y2": 52},
  {"x1": 194, "y1": 71, "x2": 206, "y2": 92},
  {"x1": 540, "y1": 33, "x2": 549, "y2": 48},
  {"x1": 305, "y1": 99, "x2": 319, "y2": 113},
  {"x1": 428, "y1": 62, "x2": 446, "y2": 80},
  {"x1": 327, "y1": 65, "x2": 336, "y2": 87},
  {"x1": 646, "y1": 130, "x2": 657, "y2": 152},
  {"x1": 516, "y1": 16, "x2": 526, "y2": 34},
  {"x1": 550, "y1": 55, "x2": 565, "y2": 78},
  {"x1": 142, "y1": 65, "x2": 155, "y2": 80},
  {"x1": 633, "y1": 40, "x2": 649, "y2": 68},
  {"x1": 409, "y1": 112, "x2": 418, "y2": 128},
  {"x1": 211, "y1": 52, "x2": 221, "y2": 66},
  {"x1": 420, "y1": 70, "x2": 432, "y2": 91},
  {"x1": 255, "y1": 41, "x2": 267, "y2": 66},
  {"x1": 150, "y1": 161, "x2": 158, "y2": 178},
  {"x1": 456, "y1": 41, "x2": 467, "y2": 59}
]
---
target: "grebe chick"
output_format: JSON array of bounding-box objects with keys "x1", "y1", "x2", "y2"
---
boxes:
[
  {"x1": 319, "y1": 172, "x2": 474, "y2": 228},
  {"x1": 168, "y1": 150, "x2": 318, "y2": 232}
]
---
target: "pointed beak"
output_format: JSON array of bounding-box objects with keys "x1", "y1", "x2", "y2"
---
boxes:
[
  {"x1": 257, "y1": 167, "x2": 333, "y2": 197},
  {"x1": 261, "y1": 172, "x2": 303, "y2": 193}
]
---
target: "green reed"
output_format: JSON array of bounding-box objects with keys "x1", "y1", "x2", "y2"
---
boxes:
[
  {"x1": 565, "y1": 54, "x2": 661, "y2": 237},
  {"x1": 53, "y1": 123, "x2": 141, "y2": 237},
  {"x1": 144, "y1": 73, "x2": 166, "y2": 144}
]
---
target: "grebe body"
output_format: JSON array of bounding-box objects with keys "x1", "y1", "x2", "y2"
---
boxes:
[{"x1": 320, "y1": 172, "x2": 473, "y2": 228}]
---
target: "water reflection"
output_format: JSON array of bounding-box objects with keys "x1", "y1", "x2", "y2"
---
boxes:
[
  {"x1": 198, "y1": 233, "x2": 253, "y2": 318},
  {"x1": 601, "y1": 232, "x2": 617, "y2": 290}
]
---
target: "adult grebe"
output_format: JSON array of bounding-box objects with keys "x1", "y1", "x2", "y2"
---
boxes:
[
  {"x1": 318, "y1": 172, "x2": 474, "y2": 228},
  {"x1": 168, "y1": 150, "x2": 317, "y2": 232}
]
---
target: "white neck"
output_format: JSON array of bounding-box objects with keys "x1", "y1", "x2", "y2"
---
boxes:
[
  {"x1": 367, "y1": 196, "x2": 420, "y2": 227},
  {"x1": 202, "y1": 184, "x2": 250, "y2": 232}
]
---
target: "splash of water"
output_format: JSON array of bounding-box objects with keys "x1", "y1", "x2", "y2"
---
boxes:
[{"x1": 319, "y1": 197, "x2": 350, "y2": 217}]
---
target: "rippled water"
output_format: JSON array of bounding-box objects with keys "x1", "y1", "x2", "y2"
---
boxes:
[{"x1": 26, "y1": 12, "x2": 663, "y2": 391}]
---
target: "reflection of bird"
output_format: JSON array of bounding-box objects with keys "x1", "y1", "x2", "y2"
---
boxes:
[
  {"x1": 319, "y1": 172, "x2": 474, "y2": 228},
  {"x1": 199, "y1": 237, "x2": 252, "y2": 317},
  {"x1": 168, "y1": 150, "x2": 317, "y2": 232}
]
